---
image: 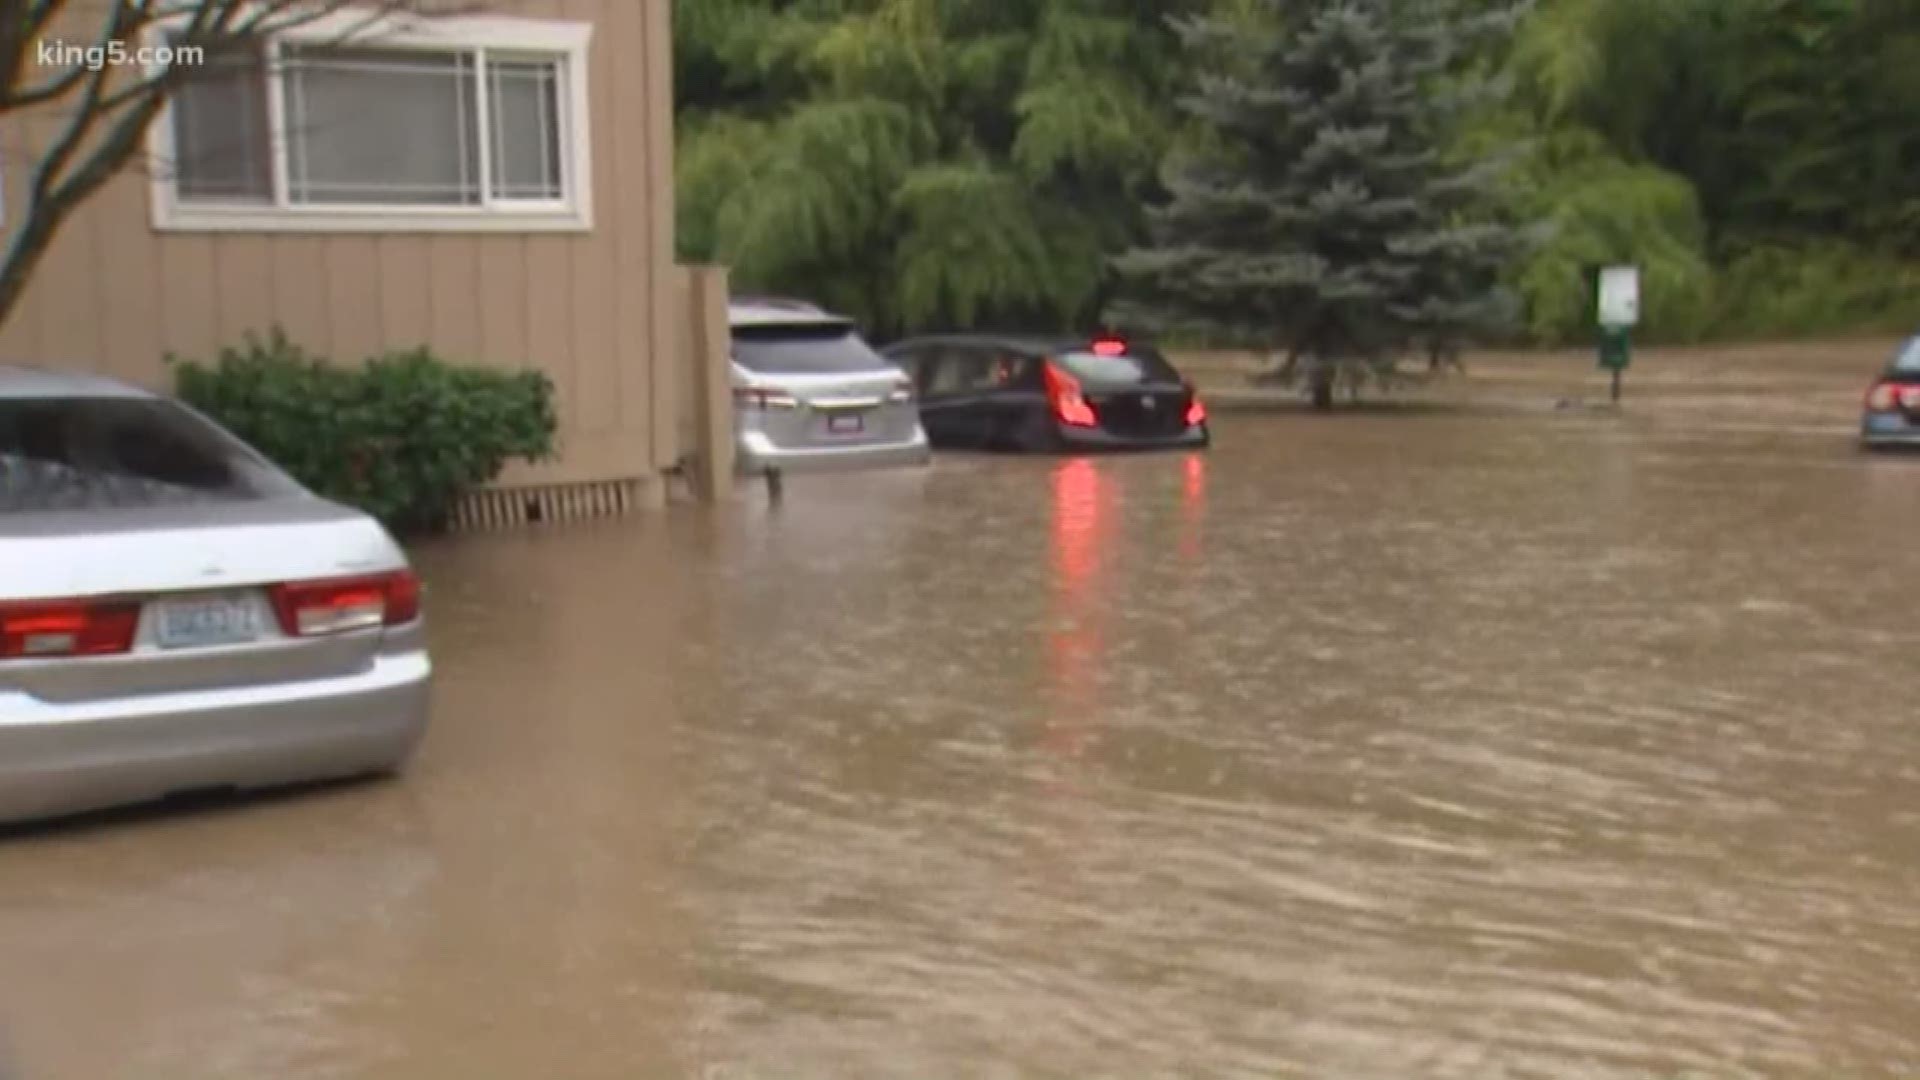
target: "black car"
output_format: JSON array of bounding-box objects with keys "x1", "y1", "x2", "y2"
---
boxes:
[
  {"x1": 1860, "y1": 332, "x2": 1920, "y2": 449},
  {"x1": 879, "y1": 333, "x2": 1210, "y2": 452}
]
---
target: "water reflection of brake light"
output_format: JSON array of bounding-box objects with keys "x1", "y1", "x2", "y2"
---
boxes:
[
  {"x1": 1048, "y1": 458, "x2": 1104, "y2": 769},
  {"x1": 1045, "y1": 363, "x2": 1098, "y2": 427},
  {"x1": 1180, "y1": 454, "x2": 1206, "y2": 560},
  {"x1": 1053, "y1": 458, "x2": 1102, "y2": 586}
]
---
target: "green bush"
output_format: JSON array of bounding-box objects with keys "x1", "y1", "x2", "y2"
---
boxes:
[
  {"x1": 1512, "y1": 234, "x2": 1920, "y2": 348},
  {"x1": 169, "y1": 328, "x2": 557, "y2": 533},
  {"x1": 1498, "y1": 129, "x2": 1718, "y2": 346},
  {"x1": 1705, "y1": 242, "x2": 1920, "y2": 342}
]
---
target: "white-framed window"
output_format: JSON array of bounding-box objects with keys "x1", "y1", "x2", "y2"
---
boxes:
[{"x1": 149, "y1": 14, "x2": 594, "y2": 233}]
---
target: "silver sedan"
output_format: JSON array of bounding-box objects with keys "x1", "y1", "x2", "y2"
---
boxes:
[{"x1": 0, "y1": 366, "x2": 430, "y2": 824}]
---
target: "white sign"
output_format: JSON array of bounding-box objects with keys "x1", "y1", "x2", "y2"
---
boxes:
[{"x1": 1598, "y1": 265, "x2": 1640, "y2": 328}]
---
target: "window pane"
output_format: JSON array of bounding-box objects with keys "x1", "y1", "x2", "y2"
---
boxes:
[
  {"x1": 0, "y1": 399, "x2": 297, "y2": 512},
  {"x1": 489, "y1": 58, "x2": 564, "y2": 201},
  {"x1": 985, "y1": 353, "x2": 1033, "y2": 389},
  {"x1": 925, "y1": 350, "x2": 978, "y2": 396},
  {"x1": 1052, "y1": 348, "x2": 1183, "y2": 387},
  {"x1": 732, "y1": 325, "x2": 892, "y2": 375},
  {"x1": 283, "y1": 45, "x2": 480, "y2": 206},
  {"x1": 1893, "y1": 337, "x2": 1920, "y2": 373},
  {"x1": 170, "y1": 41, "x2": 272, "y2": 204}
]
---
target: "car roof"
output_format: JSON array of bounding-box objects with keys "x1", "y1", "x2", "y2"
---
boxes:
[
  {"x1": 0, "y1": 365, "x2": 155, "y2": 400},
  {"x1": 882, "y1": 332, "x2": 1133, "y2": 356},
  {"x1": 727, "y1": 297, "x2": 853, "y2": 329}
]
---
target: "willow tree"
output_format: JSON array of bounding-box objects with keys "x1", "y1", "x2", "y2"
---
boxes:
[
  {"x1": 673, "y1": 0, "x2": 1201, "y2": 336},
  {"x1": 1483, "y1": 0, "x2": 1920, "y2": 342},
  {"x1": 1112, "y1": 0, "x2": 1535, "y2": 408}
]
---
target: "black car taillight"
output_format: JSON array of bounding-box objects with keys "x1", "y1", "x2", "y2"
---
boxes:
[
  {"x1": 1044, "y1": 363, "x2": 1097, "y2": 427},
  {"x1": 1182, "y1": 380, "x2": 1207, "y2": 426}
]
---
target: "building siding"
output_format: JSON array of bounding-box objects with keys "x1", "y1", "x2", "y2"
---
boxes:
[{"x1": 0, "y1": 0, "x2": 677, "y2": 490}]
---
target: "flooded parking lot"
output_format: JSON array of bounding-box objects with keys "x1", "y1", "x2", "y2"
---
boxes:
[{"x1": 3, "y1": 353, "x2": 1920, "y2": 1078}]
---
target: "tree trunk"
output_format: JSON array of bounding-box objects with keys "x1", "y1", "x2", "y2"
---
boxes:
[{"x1": 1309, "y1": 364, "x2": 1335, "y2": 410}]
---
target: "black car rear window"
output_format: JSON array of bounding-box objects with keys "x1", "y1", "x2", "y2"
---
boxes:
[
  {"x1": 1892, "y1": 337, "x2": 1920, "y2": 373},
  {"x1": 733, "y1": 323, "x2": 890, "y2": 375},
  {"x1": 0, "y1": 397, "x2": 296, "y2": 512},
  {"x1": 1052, "y1": 347, "x2": 1183, "y2": 388}
]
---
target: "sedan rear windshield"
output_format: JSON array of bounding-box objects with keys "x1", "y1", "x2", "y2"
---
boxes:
[
  {"x1": 0, "y1": 397, "x2": 296, "y2": 512},
  {"x1": 1892, "y1": 337, "x2": 1920, "y2": 373},
  {"x1": 733, "y1": 323, "x2": 891, "y2": 375},
  {"x1": 1052, "y1": 347, "x2": 1183, "y2": 388}
]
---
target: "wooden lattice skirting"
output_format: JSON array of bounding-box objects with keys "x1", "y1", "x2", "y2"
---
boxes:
[{"x1": 450, "y1": 479, "x2": 650, "y2": 532}]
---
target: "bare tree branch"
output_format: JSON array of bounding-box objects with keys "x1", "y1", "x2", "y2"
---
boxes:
[
  {"x1": 7, "y1": 57, "x2": 94, "y2": 108},
  {"x1": 0, "y1": 0, "x2": 95, "y2": 108},
  {"x1": 0, "y1": 0, "x2": 68, "y2": 101},
  {"x1": 28, "y1": 2, "x2": 147, "y2": 205},
  {"x1": 0, "y1": 0, "x2": 467, "y2": 329}
]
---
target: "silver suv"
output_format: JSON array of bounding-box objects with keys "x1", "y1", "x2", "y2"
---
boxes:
[{"x1": 729, "y1": 298, "x2": 930, "y2": 474}]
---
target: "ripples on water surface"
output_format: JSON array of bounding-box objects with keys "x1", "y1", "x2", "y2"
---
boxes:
[
  {"x1": 3, "y1": 391, "x2": 1920, "y2": 1078},
  {"x1": 680, "y1": 412, "x2": 1920, "y2": 1078}
]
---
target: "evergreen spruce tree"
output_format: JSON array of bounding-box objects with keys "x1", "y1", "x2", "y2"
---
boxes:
[{"x1": 1110, "y1": 0, "x2": 1538, "y2": 408}]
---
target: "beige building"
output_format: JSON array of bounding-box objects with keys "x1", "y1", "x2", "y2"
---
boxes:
[{"x1": 1, "y1": 1, "x2": 708, "y2": 519}]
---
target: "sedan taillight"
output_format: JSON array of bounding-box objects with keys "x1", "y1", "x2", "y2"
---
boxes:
[
  {"x1": 0, "y1": 600, "x2": 140, "y2": 660},
  {"x1": 1866, "y1": 381, "x2": 1913, "y2": 411},
  {"x1": 269, "y1": 571, "x2": 421, "y2": 638}
]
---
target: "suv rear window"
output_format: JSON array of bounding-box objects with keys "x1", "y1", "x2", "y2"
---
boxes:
[
  {"x1": 1052, "y1": 346, "x2": 1183, "y2": 388},
  {"x1": 733, "y1": 323, "x2": 890, "y2": 375},
  {"x1": 1892, "y1": 337, "x2": 1920, "y2": 373},
  {"x1": 0, "y1": 397, "x2": 296, "y2": 512}
]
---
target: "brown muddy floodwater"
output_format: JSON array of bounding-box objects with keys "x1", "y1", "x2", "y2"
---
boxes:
[{"x1": 4, "y1": 353, "x2": 1920, "y2": 1078}]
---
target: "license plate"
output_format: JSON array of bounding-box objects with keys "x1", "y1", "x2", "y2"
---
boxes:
[
  {"x1": 826, "y1": 413, "x2": 865, "y2": 435},
  {"x1": 155, "y1": 596, "x2": 264, "y2": 650}
]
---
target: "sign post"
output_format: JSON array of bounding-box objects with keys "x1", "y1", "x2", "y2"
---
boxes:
[{"x1": 1596, "y1": 265, "x2": 1639, "y2": 403}]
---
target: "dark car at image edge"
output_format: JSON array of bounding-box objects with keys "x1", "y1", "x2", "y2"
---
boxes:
[
  {"x1": 1859, "y1": 333, "x2": 1920, "y2": 449},
  {"x1": 879, "y1": 333, "x2": 1209, "y2": 452}
]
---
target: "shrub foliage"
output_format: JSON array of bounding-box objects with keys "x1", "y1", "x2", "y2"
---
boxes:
[{"x1": 170, "y1": 329, "x2": 557, "y2": 533}]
